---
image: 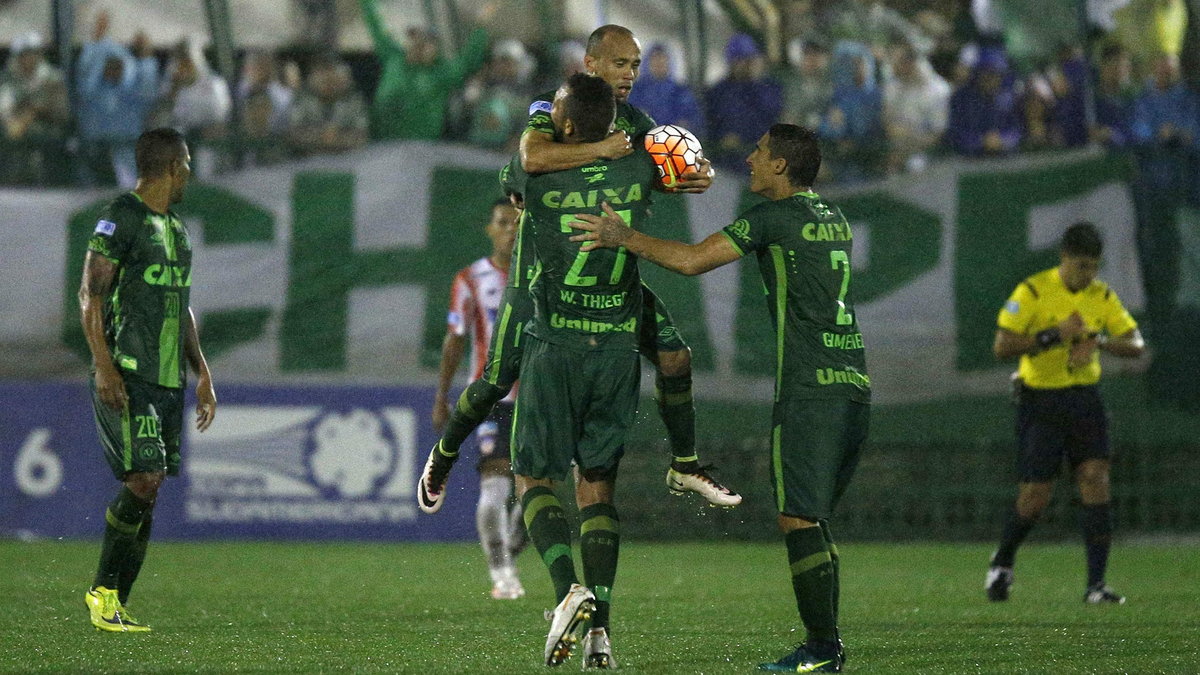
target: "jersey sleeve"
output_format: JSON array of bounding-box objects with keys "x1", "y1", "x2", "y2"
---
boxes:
[
  {"x1": 630, "y1": 106, "x2": 656, "y2": 137},
  {"x1": 996, "y1": 281, "x2": 1037, "y2": 334},
  {"x1": 499, "y1": 155, "x2": 527, "y2": 198},
  {"x1": 525, "y1": 92, "x2": 555, "y2": 136},
  {"x1": 447, "y1": 269, "x2": 473, "y2": 337},
  {"x1": 86, "y1": 202, "x2": 136, "y2": 264},
  {"x1": 1101, "y1": 287, "x2": 1138, "y2": 336},
  {"x1": 720, "y1": 205, "x2": 774, "y2": 256}
]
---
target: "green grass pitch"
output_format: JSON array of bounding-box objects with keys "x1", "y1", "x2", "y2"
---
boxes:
[{"x1": 3, "y1": 539, "x2": 1197, "y2": 672}]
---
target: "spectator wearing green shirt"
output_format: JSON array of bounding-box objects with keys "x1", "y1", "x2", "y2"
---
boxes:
[{"x1": 358, "y1": 0, "x2": 495, "y2": 140}]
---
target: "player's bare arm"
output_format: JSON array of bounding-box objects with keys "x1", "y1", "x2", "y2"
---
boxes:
[
  {"x1": 571, "y1": 202, "x2": 741, "y2": 276},
  {"x1": 78, "y1": 250, "x2": 126, "y2": 411},
  {"x1": 519, "y1": 128, "x2": 632, "y2": 174},
  {"x1": 433, "y1": 330, "x2": 468, "y2": 430},
  {"x1": 183, "y1": 307, "x2": 216, "y2": 431}
]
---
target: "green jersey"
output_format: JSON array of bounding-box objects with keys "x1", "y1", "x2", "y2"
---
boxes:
[
  {"x1": 721, "y1": 192, "x2": 871, "y2": 403},
  {"x1": 521, "y1": 148, "x2": 658, "y2": 351},
  {"x1": 87, "y1": 193, "x2": 193, "y2": 389},
  {"x1": 526, "y1": 90, "x2": 656, "y2": 140}
]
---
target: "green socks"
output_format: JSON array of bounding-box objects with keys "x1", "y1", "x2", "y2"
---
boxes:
[
  {"x1": 785, "y1": 526, "x2": 838, "y2": 643},
  {"x1": 118, "y1": 513, "x2": 153, "y2": 605},
  {"x1": 440, "y1": 379, "x2": 509, "y2": 456},
  {"x1": 656, "y1": 372, "x2": 697, "y2": 470},
  {"x1": 522, "y1": 486, "x2": 578, "y2": 602},
  {"x1": 94, "y1": 487, "x2": 152, "y2": 591},
  {"x1": 818, "y1": 520, "x2": 840, "y2": 623},
  {"x1": 580, "y1": 504, "x2": 620, "y2": 630}
]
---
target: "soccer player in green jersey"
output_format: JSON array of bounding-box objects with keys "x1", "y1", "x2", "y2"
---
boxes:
[
  {"x1": 572, "y1": 124, "x2": 870, "y2": 673},
  {"x1": 505, "y1": 72, "x2": 656, "y2": 669},
  {"x1": 79, "y1": 128, "x2": 217, "y2": 633},
  {"x1": 418, "y1": 24, "x2": 740, "y2": 517}
]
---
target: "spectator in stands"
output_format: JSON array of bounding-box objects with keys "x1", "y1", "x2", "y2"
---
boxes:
[
  {"x1": 238, "y1": 51, "x2": 297, "y2": 139},
  {"x1": 628, "y1": 42, "x2": 704, "y2": 139},
  {"x1": 237, "y1": 50, "x2": 298, "y2": 165},
  {"x1": 0, "y1": 31, "x2": 70, "y2": 184},
  {"x1": 781, "y1": 40, "x2": 832, "y2": 132},
  {"x1": 1091, "y1": 43, "x2": 1135, "y2": 149},
  {"x1": 75, "y1": 11, "x2": 158, "y2": 188},
  {"x1": 465, "y1": 39, "x2": 535, "y2": 150},
  {"x1": 288, "y1": 52, "x2": 369, "y2": 156},
  {"x1": 1129, "y1": 51, "x2": 1195, "y2": 331},
  {"x1": 945, "y1": 46, "x2": 1022, "y2": 156},
  {"x1": 705, "y1": 33, "x2": 782, "y2": 170},
  {"x1": 153, "y1": 39, "x2": 232, "y2": 178},
  {"x1": 883, "y1": 42, "x2": 950, "y2": 173},
  {"x1": 826, "y1": 0, "x2": 933, "y2": 59},
  {"x1": 536, "y1": 39, "x2": 586, "y2": 95},
  {"x1": 818, "y1": 40, "x2": 885, "y2": 183},
  {"x1": 358, "y1": 0, "x2": 495, "y2": 140},
  {"x1": 1047, "y1": 45, "x2": 1090, "y2": 148}
]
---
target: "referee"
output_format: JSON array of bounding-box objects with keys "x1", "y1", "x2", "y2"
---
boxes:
[{"x1": 985, "y1": 222, "x2": 1145, "y2": 604}]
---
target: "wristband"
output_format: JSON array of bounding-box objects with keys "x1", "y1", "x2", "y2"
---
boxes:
[{"x1": 1035, "y1": 327, "x2": 1062, "y2": 349}]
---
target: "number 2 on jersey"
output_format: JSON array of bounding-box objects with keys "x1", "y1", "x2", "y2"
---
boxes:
[
  {"x1": 561, "y1": 209, "x2": 632, "y2": 287},
  {"x1": 830, "y1": 249, "x2": 853, "y2": 325}
]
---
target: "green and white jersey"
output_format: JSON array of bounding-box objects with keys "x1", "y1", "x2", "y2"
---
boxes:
[
  {"x1": 521, "y1": 148, "x2": 658, "y2": 351},
  {"x1": 722, "y1": 192, "x2": 871, "y2": 403},
  {"x1": 525, "y1": 90, "x2": 656, "y2": 140},
  {"x1": 87, "y1": 193, "x2": 193, "y2": 389}
]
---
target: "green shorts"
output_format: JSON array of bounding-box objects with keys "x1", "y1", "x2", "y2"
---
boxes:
[
  {"x1": 770, "y1": 397, "x2": 870, "y2": 520},
  {"x1": 90, "y1": 374, "x2": 183, "y2": 480},
  {"x1": 637, "y1": 282, "x2": 688, "y2": 356},
  {"x1": 481, "y1": 285, "x2": 533, "y2": 391},
  {"x1": 483, "y1": 283, "x2": 686, "y2": 392},
  {"x1": 511, "y1": 336, "x2": 640, "y2": 481}
]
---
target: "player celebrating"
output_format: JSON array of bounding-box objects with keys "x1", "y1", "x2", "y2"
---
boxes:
[
  {"x1": 418, "y1": 24, "x2": 739, "y2": 518},
  {"x1": 509, "y1": 72, "x2": 659, "y2": 669},
  {"x1": 79, "y1": 128, "x2": 217, "y2": 632},
  {"x1": 431, "y1": 198, "x2": 527, "y2": 600},
  {"x1": 985, "y1": 222, "x2": 1145, "y2": 604},
  {"x1": 571, "y1": 124, "x2": 870, "y2": 673}
]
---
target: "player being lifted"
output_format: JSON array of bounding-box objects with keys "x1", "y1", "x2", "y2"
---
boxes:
[
  {"x1": 417, "y1": 25, "x2": 740, "y2": 513},
  {"x1": 431, "y1": 198, "x2": 528, "y2": 600},
  {"x1": 572, "y1": 125, "x2": 870, "y2": 673},
  {"x1": 79, "y1": 128, "x2": 217, "y2": 632}
]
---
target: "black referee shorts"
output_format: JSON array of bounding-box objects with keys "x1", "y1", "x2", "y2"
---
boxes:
[{"x1": 1015, "y1": 384, "x2": 1110, "y2": 482}]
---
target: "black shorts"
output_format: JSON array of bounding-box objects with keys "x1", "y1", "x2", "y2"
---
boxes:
[
  {"x1": 475, "y1": 401, "x2": 514, "y2": 471},
  {"x1": 1016, "y1": 385, "x2": 1110, "y2": 482},
  {"x1": 90, "y1": 374, "x2": 183, "y2": 480}
]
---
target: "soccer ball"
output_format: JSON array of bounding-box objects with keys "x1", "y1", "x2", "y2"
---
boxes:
[{"x1": 644, "y1": 124, "x2": 704, "y2": 192}]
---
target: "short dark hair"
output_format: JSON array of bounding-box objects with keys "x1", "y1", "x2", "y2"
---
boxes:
[
  {"x1": 561, "y1": 73, "x2": 615, "y2": 143},
  {"x1": 135, "y1": 127, "x2": 187, "y2": 179},
  {"x1": 766, "y1": 123, "x2": 821, "y2": 187},
  {"x1": 493, "y1": 197, "x2": 512, "y2": 209},
  {"x1": 586, "y1": 25, "x2": 634, "y2": 56},
  {"x1": 1061, "y1": 221, "x2": 1103, "y2": 258}
]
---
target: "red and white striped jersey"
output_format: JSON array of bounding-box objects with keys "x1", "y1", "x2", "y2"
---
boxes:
[{"x1": 447, "y1": 256, "x2": 514, "y2": 402}]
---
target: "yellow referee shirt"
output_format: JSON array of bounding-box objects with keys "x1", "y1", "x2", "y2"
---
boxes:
[{"x1": 997, "y1": 267, "x2": 1138, "y2": 389}]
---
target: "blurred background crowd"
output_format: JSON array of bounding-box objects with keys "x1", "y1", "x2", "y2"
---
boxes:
[{"x1": 0, "y1": 0, "x2": 1195, "y2": 188}]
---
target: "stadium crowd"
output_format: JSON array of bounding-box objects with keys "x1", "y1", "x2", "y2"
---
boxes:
[{"x1": 0, "y1": 0, "x2": 1194, "y2": 188}]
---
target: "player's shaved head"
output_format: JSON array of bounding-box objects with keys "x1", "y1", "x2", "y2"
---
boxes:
[
  {"x1": 559, "y1": 73, "x2": 616, "y2": 143},
  {"x1": 767, "y1": 123, "x2": 821, "y2": 187},
  {"x1": 135, "y1": 127, "x2": 188, "y2": 179},
  {"x1": 586, "y1": 25, "x2": 635, "y2": 56}
]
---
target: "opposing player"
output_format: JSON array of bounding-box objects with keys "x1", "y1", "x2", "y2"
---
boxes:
[
  {"x1": 985, "y1": 222, "x2": 1145, "y2": 604},
  {"x1": 79, "y1": 127, "x2": 217, "y2": 632},
  {"x1": 431, "y1": 198, "x2": 527, "y2": 600},
  {"x1": 418, "y1": 24, "x2": 739, "y2": 517},
  {"x1": 571, "y1": 124, "x2": 870, "y2": 672}
]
